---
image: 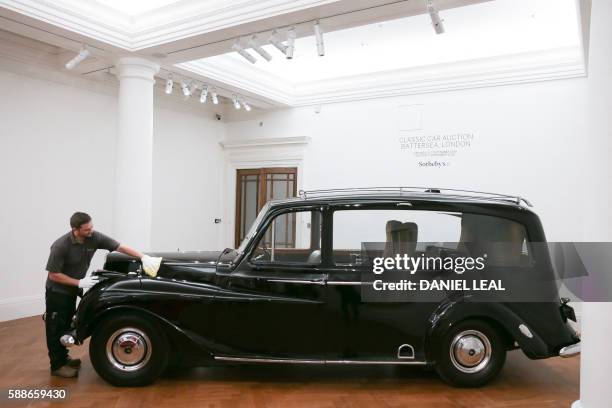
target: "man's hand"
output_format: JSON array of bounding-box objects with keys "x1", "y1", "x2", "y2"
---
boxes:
[
  {"x1": 141, "y1": 255, "x2": 163, "y2": 277},
  {"x1": 78, "y1": 276, "x2": 102, "y2": 289}
]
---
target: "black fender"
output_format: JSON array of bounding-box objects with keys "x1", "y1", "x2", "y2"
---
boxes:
[
  {"x1": 78, "y1": 304, "x2": 216, "y2": 366},
  {"x1": 423, "y1": 298, "x2": 551, "y2": 362}
]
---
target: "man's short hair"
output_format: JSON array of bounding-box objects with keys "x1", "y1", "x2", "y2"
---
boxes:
[{"x1": 70, "y1": 212, "x2": 92, "y2": 229}]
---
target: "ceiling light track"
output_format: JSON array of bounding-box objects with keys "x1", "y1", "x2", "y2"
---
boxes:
[
  {"x1": 166, "y1": 0, "x2": 443, "y2": 60},
  {"x1": 160, "y1": 68, "x2": 252, "y2": 110}
]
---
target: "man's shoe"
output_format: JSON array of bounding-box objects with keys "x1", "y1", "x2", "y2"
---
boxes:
[
  {"x1": 51, "y1": 365, "x2": 78, "y2": 378},
  {"x1": 66, "y1": 357, "x2": 81, "y2": 368}
]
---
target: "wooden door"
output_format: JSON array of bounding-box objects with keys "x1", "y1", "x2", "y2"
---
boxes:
[{"x1": 235, "y1": 167, "x2": 297, "y2": 248}]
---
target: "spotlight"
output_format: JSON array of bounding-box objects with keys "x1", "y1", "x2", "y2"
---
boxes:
[
  {"x1": 314, "y1": 20, "x2": 325, "y2": 57},
  {"x1": 426, "y1": 0, "x2": 445, "y2": 34},
  {"x1": 232, "y1": 40, "x2": 257, "y2": 64},
  {"x1": 180, "y1": 80, "x2": 190, "y2": 97},
  {"x1": 242, "y1": 99, "x2": 252, "y2": 112},
  {"x1": 211, "y1": 89, "x2": 219, "y2": 105},
  {"x1": 200, "y1": 86, "x2": 209, "y2": 103},
  {"x1": 65, "y1": 46, "x2": 90, "y2": 70},
  {"x1": 286, "y1": 27, "x2": 296, "y2": 59},
  {"x1": 165, "y1": 73, "x2": 174, "y2": 94},
  {"x1": 232, "y1": 95, "x2": 241, "y2": 110},
  {"x1": 249, "y1": 36, "x2": 272, "y2": 62},
  {"x1": 188, "y1": 81, "x2": 198, "y2": 96},
  {"x1": 269, "y1": 30, "x2": 288, "y2": 55}
]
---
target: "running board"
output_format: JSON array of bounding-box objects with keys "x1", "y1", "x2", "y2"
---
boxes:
[{"x1": 214, "y1": 356, "x2": 428, "y2": 365}]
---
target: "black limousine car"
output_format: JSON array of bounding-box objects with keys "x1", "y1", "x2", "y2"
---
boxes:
[{"x1": 62, "y1": 187, "x2": 580, "y2": 387}]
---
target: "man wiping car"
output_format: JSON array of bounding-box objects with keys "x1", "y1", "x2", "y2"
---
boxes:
[{"x1": 44, "y1": 212, "x2": 162, "y2": 378}]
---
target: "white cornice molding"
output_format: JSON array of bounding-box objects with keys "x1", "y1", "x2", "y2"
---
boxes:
[
  {"x1": 0, "y1": 0, "x2": 341, "y2": 51},
  {"x1": 180, "y1": 46, "x2": 586, "y2": 107},
  {"x1": 220, "y1": 136, "x2": 311, "y2": 150},
  {"x1": 0, "y1": 0, "x2": 133, "y2": 49},
  {"x1": 177, "y1": 59, "x2": 294, "y2": 106}
]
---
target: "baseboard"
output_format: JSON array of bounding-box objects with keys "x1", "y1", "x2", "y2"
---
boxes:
[{"x1": 0, "y1": 294, "x2": 44, "y2": 322}]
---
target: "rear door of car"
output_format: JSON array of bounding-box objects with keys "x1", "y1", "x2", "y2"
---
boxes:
[{"x1": 324, "y1": 202, "x2": 452, "y2": 362}]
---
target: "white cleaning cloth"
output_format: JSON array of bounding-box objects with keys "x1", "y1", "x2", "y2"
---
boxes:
[{"x1": 141, "y1": 255, "x2": 163, "y2": 277}]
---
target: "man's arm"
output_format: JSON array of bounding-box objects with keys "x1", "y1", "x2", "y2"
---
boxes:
[
  {"x1": 48, "y1": 272, "x2": 79, "y2": 287},
  {"x1": 116, "y1": 244, "x2": 144, "y2": 259},
  {"x1": 116, "y1": 244, "x2": 162, "y2": 277}
]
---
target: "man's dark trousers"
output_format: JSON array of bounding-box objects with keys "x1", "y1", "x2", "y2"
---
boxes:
[{"x1": 44, "y1": 289, "x2": 77, "y2": 371}]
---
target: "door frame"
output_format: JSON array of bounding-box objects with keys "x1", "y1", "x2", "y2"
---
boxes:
[
  {"x1": 219, "y1": 136, "x2": 310, "y2": 248},
  {"x1": 234, "y1": 167, "x2": 298, "y2": 248}
]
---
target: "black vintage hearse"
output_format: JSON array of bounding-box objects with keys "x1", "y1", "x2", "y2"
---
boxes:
[{"x1": 64, "y1": 187, "x2": 580, "y2": 387}]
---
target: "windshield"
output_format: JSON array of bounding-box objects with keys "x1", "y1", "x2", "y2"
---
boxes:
[{"x1": 237, "y1": 202, "x2": 270, "y2": 254}]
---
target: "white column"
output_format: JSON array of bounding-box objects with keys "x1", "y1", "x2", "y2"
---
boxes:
[
  {"x1": 575, "y1": 0, "x2": 612, "y2": 406},
  {"x1": 572, "y1": 302, "x2": 612, "y2": 408},
  {"x1": 112, "y1": 57, "x2": 159, "y2": 251}
]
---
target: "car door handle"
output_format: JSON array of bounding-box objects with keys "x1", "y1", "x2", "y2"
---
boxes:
[
  {"x1": 268, "y1": 279, "x2": 326, "y2": 286},
  {"x1": 326, "y1": 281, "x2": 363, "y2": 286}
]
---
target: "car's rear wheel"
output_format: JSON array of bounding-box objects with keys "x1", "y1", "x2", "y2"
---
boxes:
[
  {"x1": 434, "y1": 319, "x2": 506, "y2": 387},
  {"x1": 89, "y1": 313, "x2": 168, "y2": 386}
]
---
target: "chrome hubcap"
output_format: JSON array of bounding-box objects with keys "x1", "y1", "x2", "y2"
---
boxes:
[
  {"x1": 449, "y1": 329, "x2": 491, "y2": 373},
  {"x1": 105, "y1": 327, "x2": 152, "y2": 372}
]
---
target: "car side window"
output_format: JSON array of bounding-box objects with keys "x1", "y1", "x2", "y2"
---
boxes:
[
  {"x1": 250, "y1": 210, "x2": 322, "y2": 265},
  {"x1": 332, "y1": 209, "x2": 532, "y2": 267}
]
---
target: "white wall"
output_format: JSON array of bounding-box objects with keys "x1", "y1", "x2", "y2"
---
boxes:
[
  {"x1": 0, "y1": 69, "x2": 117, "y2": 320},
  {"x1": 0, "y1": 69, "x2": 225, "y2": 321},
  {"x1": 152, "y1": 102, "x2": 225, "y2": 251},
  {"x1": 224, "y1": 77, "x2": 593, "y2": 242}
]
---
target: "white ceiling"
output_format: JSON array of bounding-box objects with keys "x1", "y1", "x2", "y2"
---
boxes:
[
  {"x1": 177, "y1": 0, "x2": 585, "y2": 106},
  {"x1": 0, "y1": 0, "x2": 587, "y2": 109},
  {"x1": 92, "y1": 0, "x2": 184, "y2": 16},
  {"x1": 0, "y1": 0, "x2": 343, "y2": 50},
  {"x1": 198, "y1": 0, "x2": 581, "y2": 84}
]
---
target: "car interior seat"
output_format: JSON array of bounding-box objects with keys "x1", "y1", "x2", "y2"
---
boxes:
[
  {"x1": 458, "y1": 214, "x2": 527, "y2": 266},
  {"x1": 383, "y1": 220, "x2": 418, "y2": 258},
  {"x1": 307, "y1": 249, "x2": 322, "y2": 264}
]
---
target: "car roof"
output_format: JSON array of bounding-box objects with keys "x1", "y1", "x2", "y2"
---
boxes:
[{"x1": 267, "y1": 188, "x2": 533, "y2": 210}]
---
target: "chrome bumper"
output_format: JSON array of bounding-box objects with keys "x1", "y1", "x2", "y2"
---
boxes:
[{"x1": 559, "y1": 343, "x2": 581, "y2": 358}]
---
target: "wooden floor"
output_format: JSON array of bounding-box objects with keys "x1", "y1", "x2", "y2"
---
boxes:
[{"x1": 0, "y1": 316, "x2": 579, "y2": 408}]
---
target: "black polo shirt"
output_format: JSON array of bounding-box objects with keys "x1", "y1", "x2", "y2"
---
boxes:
[{"x1": 45, "y1": 230, "x2": 120, "y2": 295}]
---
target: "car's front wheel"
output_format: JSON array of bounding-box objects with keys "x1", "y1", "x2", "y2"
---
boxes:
[
  {"x1": 434, "y1": 319, "x2": 506, "y2": 387},
  {"x1": 89, "y1": 313, "x2": 168, "y2": 386}
]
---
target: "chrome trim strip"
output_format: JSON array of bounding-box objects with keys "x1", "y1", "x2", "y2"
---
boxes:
[
  {"x1": 214, "y1": 356, "x2": 427, "y2": 365},
  {"x1": 268, "y1": 279, "x2": 325, "y2": 285},
  {"x1": 327, "y1": 281, "x2": 362, "y2": 286},
  {"x1": 559, "y1": 343, "x2": 581, "y2": 358}
]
